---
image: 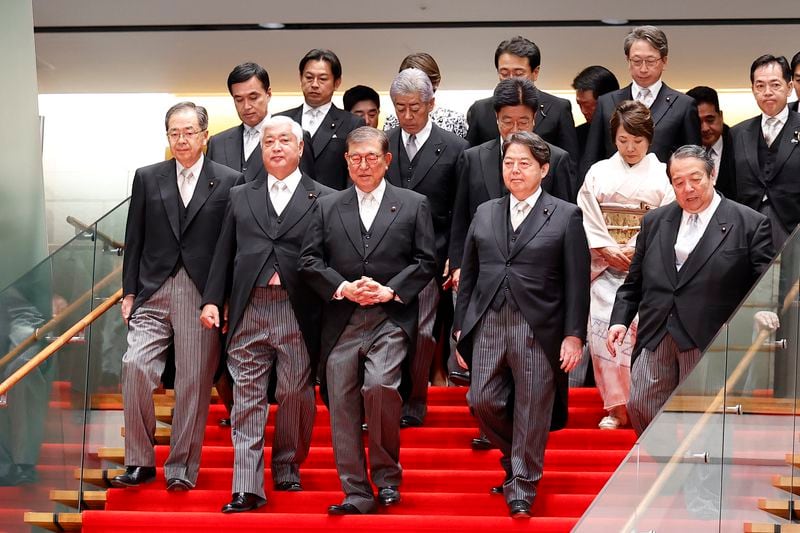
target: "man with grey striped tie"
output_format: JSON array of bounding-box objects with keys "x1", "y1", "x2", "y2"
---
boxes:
[
  {"x1": 201, "y1": 116, "x2": 332, "y2": 513},
  {"x1": 114, "y1": 102, "x2": 243, "y2": 491}
]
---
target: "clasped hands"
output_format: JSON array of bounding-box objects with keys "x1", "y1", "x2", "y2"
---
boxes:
[{"x1": 342, "y1": 276, "x2": 395, "y2": 306}]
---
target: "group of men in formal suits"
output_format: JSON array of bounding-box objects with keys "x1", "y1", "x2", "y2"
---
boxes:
[{"x1": 113, "y1": 24, "x2": 800, "y2": 519}]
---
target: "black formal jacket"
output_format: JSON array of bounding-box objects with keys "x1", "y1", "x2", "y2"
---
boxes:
[
  {"x1": 122, "y1": 158, "x2": 243, "y2": 313},
  {"x1": 202, "y1": 173, "x2": 334, "y2": 364},
  {"x1": 580, "y1": 83, "x2": 701, "y2": 178},
  {"x1": 207, "y1": 124, "x2": 265, "y2": 183},
  {"x1": 299, "y1": 183, "x2": 437, "y2": 390},
  {"x1": 610, "y1": 197, "x2": 774, "y2": 364},
  {"x1": 713, "y1": 125, "x2": 737, "y2": 200},
  {"x1": 790, "y1": 101, "x2": 798, "y2": 113},
  {"x1": 732, "y1": 111, "x2": 800, "y2": 235},
  {"x1": 449, "y1": 137, "x2": 576, "y2": 270},
  {"x1": 386, "y1": 123, "x2": 469, "y2": 274},
  {"x1": 454, "y1": 192, "x2": 591, "y2": 430},
  {"x1": 465, "y1": 91, "x2": 579, "y2": 160},
  {"x1": 276, "y1": 104, "x2": 365, "y2": 190}
]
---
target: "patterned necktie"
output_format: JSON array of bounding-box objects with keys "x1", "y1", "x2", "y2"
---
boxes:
[
  {"x1": 636, "y1": 87, "x2": 652, "y2": 107},
  {"x1": 179, "y1": 169, "x2": 195, "y2": 207},
  {"x1": 511, "y1": 201, "x2": 530, "y2": 231},
  {"x1": 406, "y1": 134, "x2": 418, "y2": 161},
  {"x1": 675, "y1": 213, "x2": 701, "y2": 271},
  {"x1": 764, "y1": 116, "x2": 780, "y2": 147}
]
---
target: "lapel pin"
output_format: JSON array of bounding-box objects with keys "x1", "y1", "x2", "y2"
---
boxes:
[
  {"x1": 390, "y1": 205, "x2": 397, "y2": 212},
  {"x1": 792, "y1": 130, "x2": 800, "y2": 144},
  {"x1": 665, "y1": 96, "x2": 671, "y2": 102},
  {"x1": 209, "y1": 180, "x2": 215, "y2": 188},
  {"x1": 721, "y1": 226, "x2": 726, "y2": 232},
  {"x1": 308, "y1": 192, "x2": 318, "y2": 199},
  {"x1": 435, "y1": 148, "x2": 442, "y2": 155},
  {"x1": 330, "y1": 123, "x2": 336, "y2": 128},
  {"x1": 543, "y1": 208, "x2": 549, "y2": 215}
]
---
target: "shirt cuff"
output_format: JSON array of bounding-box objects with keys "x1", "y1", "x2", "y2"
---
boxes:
[{"x1": 333, "y1": 281, "x2": 347, "y2": 300}]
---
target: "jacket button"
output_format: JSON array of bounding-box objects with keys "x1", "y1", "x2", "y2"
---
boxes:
[
  {"x1": 364, "y1": 260, "x2": 369, "y2": 264},
  {"x1": 506, "y1": 261, "x2": 511, "y2": 267}
]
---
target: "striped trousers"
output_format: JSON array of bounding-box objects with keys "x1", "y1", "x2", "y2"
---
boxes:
[
  {"x1": 403, "y1": 278, "x2": 440, "y2": 421},
  {"x1": 122, "y1": 268, "x2": 219, "y2": 485},
  {"x1": 628, "y1": 334, "x2": 701, "y2": 436},
  {"x1": 467, "y1": 303, "x2": 554, "y2": 505},
  {"x1": 226, "y1": 286, "x2": 315, "y2": 499}
]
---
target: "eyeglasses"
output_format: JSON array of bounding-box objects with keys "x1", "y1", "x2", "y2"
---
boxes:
[
  {"x1": 498, "y1": 117, "x2": 533, "y2": 129},
  {"x1": 346, "y1": 153, "x2": 382, "y2": 167},
  {"x1": 627, "y1": 57, "x2": 662, "y2": 68},
  {"x1": 503, "y1": 159, "x2": 535, "y2": 170},
  {"x1": 167, "y1": 129, "x2": 206, "y2": 141}
]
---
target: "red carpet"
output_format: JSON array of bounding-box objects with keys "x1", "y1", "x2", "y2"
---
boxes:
[{"x1": 76, "y1": 386, "x2": 635, "y2": 532}]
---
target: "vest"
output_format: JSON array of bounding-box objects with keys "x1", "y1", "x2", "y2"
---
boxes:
[{"x1": 254, "y1": 192, "x2": 281, "y2": 286}]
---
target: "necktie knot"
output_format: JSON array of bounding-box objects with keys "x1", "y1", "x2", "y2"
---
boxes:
[
  {"x1": 361, "y1": 192, "x2": 375, "y2": 207},
  {"x1": 178, "y1": 169, "x2": 195, "y2": 207},
  {"x1": 636, "y1": 87, "x2": 652, "y2": 107},
  {"x1": 764, "y1": 116, "x2": 781, "y2": 146}
]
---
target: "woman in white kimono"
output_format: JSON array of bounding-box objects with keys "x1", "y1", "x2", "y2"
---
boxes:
[{"x1": 577, "y1": 100, "x2": 675, "y2": 429}]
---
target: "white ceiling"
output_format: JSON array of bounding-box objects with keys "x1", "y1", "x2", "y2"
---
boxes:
[{"x1": 31, "y1": 0, "x2": 800, "y2": 94}]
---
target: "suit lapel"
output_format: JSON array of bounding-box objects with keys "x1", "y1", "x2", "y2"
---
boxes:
[
  {"x1": 676, "y1": 198, "x2": 732, "y2": 289},
  {"x1": 275, "y1": 174, "x2": 319, "y2": 238},
  {"x1": 410, "y1": 124, "x2": 445, "y2": 189},
  {"x1": 386, "y1": 129, "x2": 403, "y2": 187},
  {"x1": 613, "y1": 86, "x2": 633, "y2": 107},
  {"x1": 480, "y1": 139, "x2": 503, "y2": 199},
  {"x1": 337, "y1": 188, "x2": 365, "y2": 258},
  {"x1": 658, "y1": 204, "x2": 681, "y2": 288},
  {"x1": 649, "y1": 83, "x2": 678, "y2": 127},
  {"x1": 182, "y1": 159, "x2": 215, "y2": 233},
  {"x1": 156, "y1": 162, "x2": 181, "y2": 241},
  {"x1": 243, "y1": 144, "x2": 264, "y2": 182},
  {"x1": 312, "y1": 105, "x2": 343, "y2": 158},
  {"x1": 742, "y1": 118, "x2": 763, "y2": 178},
  {"x1": 492, "y1": 197, "x2": 509, "y2": 258},
  {"x1": 245, "y1": 178, "x2": 270, "y2": 237},
  {"x1": 224, "y1": 125, "x2": 244, "y2": 170},
  {"x1": 509, "y1": 193, "x2": 555, "y2": 259},
  {"x1": 364, "y1": 184, "x2": 402, "y2": 259},
  {"x1": 771, "y1": 112, "x2": 800, "y2": 177},
  {"x1": 534, "y1": 90, "x2": 550, "y2": 133}
]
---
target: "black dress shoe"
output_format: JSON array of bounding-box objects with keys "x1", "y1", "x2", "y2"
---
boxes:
[
  {"x1": 274, "y1": 480, "x2": 302, "y2": 491},
  {"x1": 399, "y1": 416, "x2": 422, "y2": 429},
  {"x1": 378, "y1": 486, "x2": 401, "y2": 506},
  {"x1": 327, "y1": 503, "x2": 365, "y2": 515},
  {"x1": 221, "y1": 492, "x2": 267, "y2": 513},
  {"x1": 471, "y1": 435, "x2": 494, "y2": 450},
  {"x1": 166, "y1": 477, "x2": 192, "y2": 491},
  {"x1": 218, "y1": 418, "x2": 231, "y2": 427},
  {"x1": 490, "y1": 485, "x2": 503, "y2": 495},
  {"x1": 110, "y1": 466, "x2": 156, "y2": 487},
  {"x1": 508, "y1": 499, "x2": 531, "y2": 519},
  {"x1": 361, "y1": 423, "x2": 368, "y2": 431},
  {"x1": 448, "y1": 370, "x2": 471, "y2": 386}
]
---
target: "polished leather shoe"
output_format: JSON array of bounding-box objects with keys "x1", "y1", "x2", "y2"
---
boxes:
[
  {"x1": 361, "y1": 423, "x2": 369, "y2": 431},
  {"x1": 110, "y1": 466, "x2": 156, "y2": 487},
  {"x1": 508, "y1": 499, "x2": 531, "y2": 519},
  {"x1": 274, "y1": 480, "x2": 302, "y2": 491},
  {"x1": 471, "y1": 435, "x2": 494, "y2": 450},
  {"x1": 448, "y1": 370, "x2": 471, "y2": 386},
  {"x1": 378, "y1": 486, "x2": 401, "y2": 506},
  {"x1": 399, "y1": 416, "x2": 422, "y2": 429},
  {"x1": 490, "y1": 485, "x2": 504, "y2": 495},
  {"x1": 221, "y1": 492, "x2": 266, "y2": 513},
  {"x1": 166, "y1": 477, "x2": 192, "y2": 491},
  {"x1": 218, "y1": 417, "x2": 231, "y2": 427},
  {"x1": 327, "y1": 503, "x2": 365, "y2": 515}
]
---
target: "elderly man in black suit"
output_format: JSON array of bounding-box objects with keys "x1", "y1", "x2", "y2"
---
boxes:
[
  {"x1": 686, "y1": 86, "x2": 737, "y2": 200},
  {"x1": 465, "y1": 36, "x2": 578, "y2": 159},
  {"x1": 385, "y1": 68, "x2": 469, "y2": 427},
  {"x1": 300, "y1": 127, "x2": 436, "y2": 515},
  {"x1": 201, "y1": 116, "x2": 333, "y2": 513},
  {"x1": 608, "y1": 145, "x2": 774, "y2": 436},
  {"x1": 454, "y1": 131, "x2": 590, "y2": 518},
  {"x1": 277, "y1": 49, "x2": 365, "y2": 190},
  {"x1": 733, "y1": 54, "x2": 800, "y2": 251},
  {"x1": 580, "y1": 26, "x2": 700, "y2": 178},
  {"x1": 114, "y1": 102, "x2": 242, "y2": 490}
]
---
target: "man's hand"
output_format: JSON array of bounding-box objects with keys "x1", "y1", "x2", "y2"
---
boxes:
[
  {"x1": 606, "y1": 325, "x2": 628, "y2": 356},
  {"x1": 449, "y1": 268, "x2": 461, "y2": 292},
  {"x1": 453, "y1": 330, "x2": 468, "y2": 369},
  {"x1": 121, "y1": 294, "x2": 135, "y2": 325},
  {"x1": 559, "y1": 336, "x2": 583, "y2": 372},
  {"x1": 599, "y1": 246, "x2": 631, "y2": 271},
  {"x1": 358, "y1": 278, "x2": 394, "y2": 305},
  {"x1": 200, "y1": 304, "x2": 220, "y2": 329}
]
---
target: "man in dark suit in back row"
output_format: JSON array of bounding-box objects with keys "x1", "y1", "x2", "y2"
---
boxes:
[
  {"x1": 201, "y1": 116, "x2": 333, "y2": 513},
  {"x1": 465, "y1": 36, "x2": 579, "y2": 160},
  {"x1": 114, "y1": 102, "x2": 242, "y2": 490},
  {"x1": 300, "y1": 127, "x2": 436, "y2": 515},
  {"x1": 580, "y1": 25, "x2": 700, "y2": 178},
  {"x1": 686, "y1": 85, "x2": 737, "y2": 200},
  {"x1": 277, "y1": 48, "x2": 365, "y2": 190},
  {"x1": 608, "y1": 145, "x2": 774, "y2": 436}
]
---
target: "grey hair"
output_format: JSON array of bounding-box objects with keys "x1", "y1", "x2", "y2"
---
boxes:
[
  {"x1": 261, "y1": 115, "x2": 304, "y2": 143},
  {"x1": 667, "y1": 145, "x2": 716, "y2": 182},
  {"x1": 623, "y1": 25, "x2": 669, "y2": 58},
  {"x1": 389, "y1": 68, "x2": 434, "y2": 103},
  {"x1": 165, "y1": 101, "x2": 208, "y2": 131},
  {"x1": 346, "y1": 126, "x2": 389, "y2": 153},
  {"x1": 503, "y1": 131, "x2": 551, "y2": 166}
]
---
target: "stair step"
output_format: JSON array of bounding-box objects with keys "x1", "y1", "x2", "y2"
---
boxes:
[
  {"x1": 745, "y1": 523, "x2": 800, "y2": 533},
  {"x1": 50, "y1": 489, "x2": 107, "y2": 509},
  {"x1": 23, "y1": 512, "x2": 82, "y2": 532},
  {"x1": 772, "y1": 475, "x2": 800, "y2": 495},
  {"x1": 74, "y1": 468, "x2": 126, "y2": 487},
  {"x1": 757, "y1": 498, "x2": 800, "y2": 519}
]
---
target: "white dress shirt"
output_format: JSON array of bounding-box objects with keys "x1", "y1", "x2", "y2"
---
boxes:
[
  {"x1": 355, "y1": 178, "x2": 387, "y2": 231},
  {"x1": 243, "y1": 115, "x2": 270, "y2": 160},
  {"x1": 761, "y1": 104, "x2": 790, "y2": 140},
  {"x1": 674, "y1": 192, "x2": 721, "y2": 270},
  {"x1": 509, "y1": 187, "x2": 543, "y2": 230},
  {"x1": 631, "y1": 79, "x2": 663, "y2": 108},
  {"x1": 302, "y1": 101, "x2": 332, "y2": 137},
  {"x1": 401, "y1": 119, "x2": 433, "y2": 156},
  {"x1": 176, "y1": 154, "x2": 204, "y2": 206},
  {"x1": 267, "y1": 167, "x2": 302, "y2": 216}
]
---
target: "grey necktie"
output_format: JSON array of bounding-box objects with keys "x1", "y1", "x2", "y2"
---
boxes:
[
  {"x1": 636, "y1": 87, "x2": 652, "y2": 107},
  {"x1": 764, "y1": 116, "x2": 780, "y2": 147},
  {"x1": 511, "y1": 201, "x2": 530, "y2": 231},
  {"x1": 674, "y1": 213, "x2": 701, "y2": 270},
  {"x1": 243, "y1": 127, "x2": 260, "y2": 160},
  {"x1": 270, "y1": 180, "x2": 289, "y2": 216},
  {"x1": 360, "y1": 192, "x2": 377, "y2": 231},
  {"x1": 406, "y1": 134, "x2": 418, "y2": 161},
  {"x1": 178, "y1": 169, "x2": 195, "y2": 207}
]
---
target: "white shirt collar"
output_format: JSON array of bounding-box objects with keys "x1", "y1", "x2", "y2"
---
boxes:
[
  {"x1": 709, "y1": 134, "x2": 724, "y2": 157},
  {"x1": 267, "y1": 167, "x2": 303, "y2": 194},
  {"x1": 681, "y1": 191, "x2": 721, "y2": 228},
  {"x1": 631, "y1": 78, "x2": 663, "y2": 101},
  {"x1": 356, "y1": 178, "x2": 387, "y2": 205},
  {"x1": 509, "y1": 187, "x2": 543, "y2": 217},
  {"x1": 762, "y1": 104, "x2": 790, "y2": 128},
  {"x1": 245, "y1": 115, "x2": 271, "y2": 137},
  {"x1": 176, "y1": 154, "x2": 204, "y2": 181},
  {"x1": 401, "y1": 119, "x2": 433, "y2": 150},
  {"x1": 303, "y1": 101, "x2": 333, "y2": 120}
]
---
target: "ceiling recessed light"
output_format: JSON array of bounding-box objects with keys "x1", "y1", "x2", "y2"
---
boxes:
[
  {"x1": 601, "y1": 18, "x2": 629, "y2": 25},
  {"x1": 259, "y1": 22, "x2": 285, "y2": 29}
]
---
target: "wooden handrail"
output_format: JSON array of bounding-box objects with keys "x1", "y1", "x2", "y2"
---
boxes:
[
  {"x1": 66, "y1": 215, "x2": 125, "y2": 251},
  {"x1": 0, "y1": 266, "x2": 121, "y2": 370},
  {"x1": 0, "y1": 288, "x2": 122, "y2": 396}
]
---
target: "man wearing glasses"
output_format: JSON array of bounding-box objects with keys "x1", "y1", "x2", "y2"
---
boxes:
[
  {"x1": 580, "y1": 25, "x2": 700, "y2": 177},
  {"x1": 114, "y1": 102, "x2": 242, "y2": 491},
  {"x1": 300, "y1": 127, "x2": 436, "y2": 515}
]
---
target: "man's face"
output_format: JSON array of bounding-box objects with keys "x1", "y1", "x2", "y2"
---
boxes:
[
  {"x1": 345, "y1": 138, "x2": 392, "y2": 193},
  {"x1": 696, "y1": 102, "x2": 724, "y2": 148},
  {"x1": 350, "y1": 100, "x2": 379, "y2": 128},
  {"x1": 752, "y1": 62, "x2": 791, "y2": 117},
  {"x1": 575, "y1": 89, "x2": 597, "y2": 122},
  {"x1": 670, "y1": 156, "x2": 716, "y2": 214},
  {"x1": 301, "y1": 60, "x2": 341, "y2": 108},
  {"x1": 496, "y1": 105, "x2": 535, "y2": 141},
  {"x1": 261, "y1": 122, "x2": 303, "y2": 179},
  {"x1": 627, "y1": 39, "x2": 666, "y2": 88},
  {"x1": 502, "y1": 142, "x2": 548, "y2": 200},
  {"x1": 497, "y1": 53, "x2": 539, "y2": 82},
  {"x1": 393, "y1": 92, "x2": 434, "y2": 135},
  {"x1": 231, "y1": 76, "x2": 271, "y2": 128},
  {"x1": 167, "y1": 109, "x2": 208, "y2": 168}
]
